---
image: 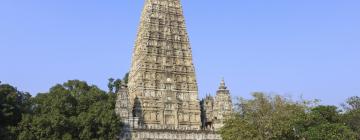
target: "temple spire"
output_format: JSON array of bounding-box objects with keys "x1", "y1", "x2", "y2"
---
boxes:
[
  {"x1": 219, "y1": 77, "x2": 227, "y2": 90},
  {"x1": 127, "y1": 0, "x2": 201, "y2": 129}
]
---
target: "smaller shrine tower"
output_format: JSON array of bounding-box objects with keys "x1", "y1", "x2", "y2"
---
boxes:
[{"x1": 202, "y1": 78, "x2": 233, "y2": 130}]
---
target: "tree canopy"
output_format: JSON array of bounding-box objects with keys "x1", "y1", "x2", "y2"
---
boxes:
[
  {"x1": 107, "y1": 73, "x2": 129, "y2": 93},
  {"x1": 220, "y1": 93, "x2": 359, "y2": 140},
  {"x1": 220, "y1": 93, "x2": 310, "y2": 140},
  {"x1": 0, "y1": 84, "x2": 32, "y2": 139},
  {"x1": 342, "y1": 96, "x2": 360, "y2": 139},
  {"x1": 0, "y1": 80, "x2": 122, "y2": 140}
]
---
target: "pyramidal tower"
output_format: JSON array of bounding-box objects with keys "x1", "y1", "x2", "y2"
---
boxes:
[
  {"x1": 116, "y1": 0, "x2": 232, "y2": 139},
  {"x1": 127, "y1": 0, "x2": 201, "y2": 129}
]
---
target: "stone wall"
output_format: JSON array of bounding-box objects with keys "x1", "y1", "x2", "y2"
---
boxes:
[{"x1": 120, "y1": 129, "x2": 221, "y2": 140}]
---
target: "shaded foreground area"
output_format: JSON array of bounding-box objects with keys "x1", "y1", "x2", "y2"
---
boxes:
[{"x1": 1, "y1": 79, "x2": 359, "y2": 140}]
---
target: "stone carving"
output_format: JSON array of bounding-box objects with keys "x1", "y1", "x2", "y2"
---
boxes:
[
  {"x1": 202, "y1": 79, "x2": 233, "y2": 130},
  {"x1": 115, "y1": 0, "x2": 233, "y2": 139},
  {"x1": 127, "y1": 0, "x2": 201, "y2": 130}
]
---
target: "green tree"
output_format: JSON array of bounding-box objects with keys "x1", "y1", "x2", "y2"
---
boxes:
[
  {"x1": 0, "y1": 83, "x2": 32, "y2": 140},
  {"x1": 302, "y1": 105, "x2": 357, "y2": 140},
  {"x1": 342, "y1": 96, "x2": 360, "y2": 139},
  {"x1": 343, "y1": 96, "x2": 360, "y2": 110},
  {"x1": 108, "y1": 73, "x2": 129, "y2": 94},
  {"x1": 343, "y1": 110, "x2": 360, "y2": 138},
  {"x1": 113, "y1": 79, "x2": 122, "y2": 93},
  {"x1": 17, "y1": 80, "x2": 122, "y2": 140},
  {"x1": 220, "y1": 93, "x2": 309, "y2": 140},
  {"x1": 220, "y1": 94, "x2": 358, "y2": 140},
  {"x1": 303, "y1": 123, "x2": 357, "y2": 140},
  {"x1": 308, "y1": 105, "x2": 340, "y2": 124},
  {"x1": 122, "y1": 73, "x2": 129, "y2": 85},
  {"x1": 108, "y1": 78, "x2": 115, "y2": 93}
]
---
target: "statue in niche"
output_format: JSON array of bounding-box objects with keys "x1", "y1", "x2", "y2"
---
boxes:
[
  {"x1": 184, "y1": 114, "x2": 189, "y2": 121},
  {"x1": 179, "y1": 114, "x2": 183, "y2": 121},
  {"x1": 133, "y1": 97, "x2": 143, "y2": 119},
  {"x1": 156, "y1": 73, "x2": 160, "y2": 79},
  {"x1": 151, "y1": 73, "x2": 155, "y2": 79},
  {"x1": 156, "y1": 112, "x2": 160, "y2": 121},
  {"x1": 151, "y1": 112, "x2": 156, "y2": 120},
  {"x1": 151, "y1": 92, "x2": 155, "y2": 97},
  {"x1": 145, "y1": 72, "x2": 149, "y2": 79},
  {"x1": 180, "y1": 93, "x2": 184, "y2": 100},
  {"x1": 144, "y1": 113, "x2": 149, "y2": 121},
  {"x1": 165, "y1": 115, "x2": 174, "y2": 125},
  {"x1": 195, "y1": 114, "x2": 200, "y2": 122}
]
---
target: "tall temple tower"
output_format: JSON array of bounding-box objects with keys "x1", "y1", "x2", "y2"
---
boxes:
[
  {"x1": 127, "y1": 0, "x2": 201, "y2": 129},
  {"x1": 116, "y1": 0, "x2": 232, "y2": 139}
]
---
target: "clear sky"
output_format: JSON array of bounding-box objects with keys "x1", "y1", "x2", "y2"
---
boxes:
[{"x1": 1, "y1": 0, "x2": 359, "y2": 105}]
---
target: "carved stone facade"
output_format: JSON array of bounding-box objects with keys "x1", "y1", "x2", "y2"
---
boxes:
[
  {"x1": 202, "y1": 79, "x2": 233, "y2": 130},
  {"x1": 115, "y1": 0, "x2": 232, "y2": 139},
  {"x1": 120, "y1": 129, "x2": 221, "y2": 140},
  {"x1": 127, "y1": 0, "x2": 201, "y2": 130}
]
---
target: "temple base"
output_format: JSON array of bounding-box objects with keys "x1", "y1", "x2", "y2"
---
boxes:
[{"x1": 120, "y1": 128, "x2": 221, "y2": 140}]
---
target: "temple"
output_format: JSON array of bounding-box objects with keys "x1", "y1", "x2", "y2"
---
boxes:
[
  {"x1": 202, "y1": 79, "x2": 233, "y2": 130},
  {"x1": 115, "y1": 0, "x2": 233, "y2": 139}
]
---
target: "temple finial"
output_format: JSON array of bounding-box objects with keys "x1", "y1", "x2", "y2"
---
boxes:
[{"x1": 219, "y1": 77, "x2": 227, "y2": 90}]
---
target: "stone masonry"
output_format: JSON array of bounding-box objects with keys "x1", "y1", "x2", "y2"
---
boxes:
[
  {"x1": 202, "y1": 79, "x2": 233, "y2": 130},
  {"x1": 115, "y1": 0, "x2": 233, "y2": 139}
]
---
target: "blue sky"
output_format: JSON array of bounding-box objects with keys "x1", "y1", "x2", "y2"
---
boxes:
[{"x1": 1, "y1": 0, "x2": 359, "y2": 105}]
